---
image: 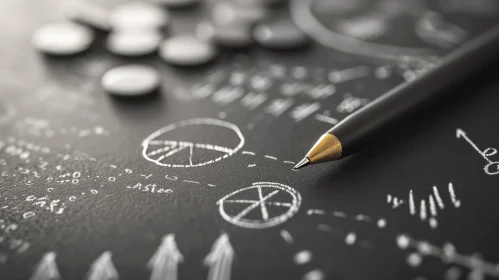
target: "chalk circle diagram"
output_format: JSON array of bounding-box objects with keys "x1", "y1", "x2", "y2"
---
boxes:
[
  {"x1": 217, "y1": 182, "x2": 302, "y2": 229},
  {"x1": 291, "y1": 0, "x2": 499, "y2": 60},
  {"x1": 142, "y1": 118, "x2": 245, "y2": 168}
]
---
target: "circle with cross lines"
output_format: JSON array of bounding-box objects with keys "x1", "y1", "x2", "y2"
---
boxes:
[
  {"x1": 217, "y1": 182, "x2": 302, "y2": 229},
  {"x1": 142, "y1": 118, "x2": 245, "y2": 168}
]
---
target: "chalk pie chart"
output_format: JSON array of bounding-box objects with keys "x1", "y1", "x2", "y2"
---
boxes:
[{"x1": 142, "y1": 118, "x2": 245, "y2": 168}]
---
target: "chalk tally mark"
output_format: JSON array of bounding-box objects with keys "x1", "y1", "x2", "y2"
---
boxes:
[
  {"x1": 142, "y1": 119, "x2": 245, "y2": 168},
  {"x1": 217, "y1": 182, "x2": 301, "y2": 229},
  {"x1": 204, "y1": 234, "x2": 234, "y2": 280},
  {"x1": 388, "y1": 183, "x2": 461, "y2": 229},
  {"x1": 86, "y1": 251, "x2": 118, "y2": 280},
  {"x1": 148, "y1": 234, "x2": 183, "y2": 280},
  {"x1": 30, "y1": 252, "x2": 60, "y2": 280}
]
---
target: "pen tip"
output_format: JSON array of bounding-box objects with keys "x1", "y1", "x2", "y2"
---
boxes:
[{"x1": 293, "y1": 158, "x2": 310, "y2": 170}]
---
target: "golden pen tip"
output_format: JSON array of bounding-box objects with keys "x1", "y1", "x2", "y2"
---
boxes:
[{"x1": 293, "y1": 158, "x2": 310, "y2": 170}]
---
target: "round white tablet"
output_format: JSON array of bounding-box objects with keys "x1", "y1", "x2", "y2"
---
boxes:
[
  {"x1": 107, "y1": 31, "x2": 162, "y2": 56},
  {"x1": 159, "y1": 35, "x2": 218, "y2": 66},
  {"x1": 101, "y1": 65, "x2": 160, "y2": 96},
  {"x1": 32, "y1": 22, "x2": 95, "y2": 55},
  {"x1": 108, "y1": 2, "x2": 169, "y2": 30}
]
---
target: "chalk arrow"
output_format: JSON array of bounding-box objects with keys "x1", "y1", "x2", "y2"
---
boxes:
[
  {"x1": 30, "y1": 252, "x2": 60, "y2": 280},
  {"x1": 148, "y1": 234, "x2": 183, "y2": 280},
  {"x1": 456, "y1": 128, "x2": 466, "y2": 138},
  {"x1": 87, "y1": 251, "x2": 119, "y2": 280},
  {"x1": 204, "y1": 234, "x2": 235, "y2": 280}
]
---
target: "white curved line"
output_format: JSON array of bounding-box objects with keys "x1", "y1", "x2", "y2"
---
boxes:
[{"x1": 290, "y1": 0, "x2": 436, "y2": 61}]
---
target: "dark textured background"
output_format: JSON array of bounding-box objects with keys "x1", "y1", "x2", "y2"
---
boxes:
[{"x1": 1, "y1": 0, "x2": 499, "y2": 279}]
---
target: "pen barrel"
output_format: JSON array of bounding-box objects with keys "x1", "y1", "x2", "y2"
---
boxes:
[{"x1": 328, "y1": 26, "x2": 499, "y2": 157}]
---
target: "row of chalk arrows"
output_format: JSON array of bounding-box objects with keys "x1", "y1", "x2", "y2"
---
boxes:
[{"x1": 30, "y1": 234, "x2": 234, "y2": 280}]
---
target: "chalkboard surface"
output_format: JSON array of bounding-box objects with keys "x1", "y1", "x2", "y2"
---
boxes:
[{"x1": 1, "y1": 1, "x2": 499, "y2": 279}]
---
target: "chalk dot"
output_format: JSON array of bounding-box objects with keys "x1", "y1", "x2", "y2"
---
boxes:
[
  {"x1": 302, "y1": 269, "x2": 324, "y2": 280},
  {"x1": 417, "y1": 242, "x2": 432, "y2": 255},
  {"x1": 218, "y1": 112, "x2": 227, "y2": 119},
  {"x1": 397, "y1": 235, "x2": 410, "y2": 249},
  {"x1": 443, "y1": 243, "x2": 456, "y2": 258},
  {"x1": 407, "y1": 253, "x2": 422, "y2": 267},
  {"x1": 377, "y1": 218, "x2": 387, "y2": 228},
  {"x1": 445, "y1": 267, "x2": 462, "y2": 280},
  {"x1": 345, "y1": 232, "x2": 356, "y2": 245},
  {"x1": 293, "y1": 250, "x2": 312, "y2": 265},
  {"x1": 429, "y1": 217, "x2": 438, "y2": 229}
]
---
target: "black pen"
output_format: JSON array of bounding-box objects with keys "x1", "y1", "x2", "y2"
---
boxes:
[{"x1": 294, "y1": 25, "x2": 499, "y2": 170}]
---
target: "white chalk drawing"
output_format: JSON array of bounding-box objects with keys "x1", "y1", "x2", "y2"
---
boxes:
[
  {"x1": 148, "y1": 234, "x2": 183, "y2": 280},
  {"x1": 345, "y1": 232, "x2": 357, "y2": 246},
  {"x1": 142, "y1": 119, "x2": 245, "y2": 168},
  {"x1": 337, "y1": 94, "x2": 370, "y2": 113},
  {"x1": 217, "y1": 182, "x2": 301, "y2": 229},
  {"x1": 386, "y1": 194, "x2": 405, "y2": 209},
  {"x1": 457, "y1": 128, "x2": 499, "y2": 175},
  {"x1": 86, "y1": 251, "x2": 118, "y2": 280},
  {"x1": 307, "y1": 209, "x2": 382, "y2": 226},
  {"x1": 396, "y1": 234, "x2": 499, "y2": 278},
  {"x1": 290, "y1": 103, "x2": 321, "y2": 122},
  {"x1": 302, "y1": 269, "x2": 325, "y2": 280},
  {"x1": 293, "y1": 250, "x2": 312, "y2": 265},
  {"x1": 314, "y1": 114, "x2": 338, "y2": 125},
  {"x1": 415, "y1": 12, "x2": 467, "y2": 49},
  {"x1": 204, "y1": 234, "x2": 235, "y2": 280},
  {"x1": 30, "y1": 252, "x2": 60, "y2": 280},
  {"x1": 388, "y1": 183, "x2": 461, "y2": 229},
  {"x1": 265, "y1": 98, "x2": 294, "y2": 117},
  {"x1": 290, "y1": 0, "x2": 435, "y2": 60},
  {"x1": 280, "y1": 230, "x2": 294, "y2": 244},
  {"x1": 328, "y1": 66, "x2": 370, "y2": 84}
]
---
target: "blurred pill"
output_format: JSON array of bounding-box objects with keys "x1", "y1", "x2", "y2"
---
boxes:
[
  {"x1": 67, "y1": 0, "x2": 110, "y2": 31},
  {"x1": 101, "y1": 65, "x2": 160, "y2": 96},
  {"x1": 253, "y1": 20, "x2": 309, "y2": 49},
  {"x1": 159, "y1": 35, "x2": 218, "y2": 66},
  {"x1": 197, "y1": 21, "x2": 252, "y2": 47},
  {"x1": 107, "y1": 31, "x2": 162, "y2": 56},
  {"x1": 32, "y1": 22, "x2": 95, "y2": 55},
  {"x1": 154, "y1": 0, "x2": 200, "y2": 8},
  {"x1": 108, "y1": 2, "x2": 169, "y2": 30},
  {"x1": 212, "y1": 1, "x2": 269, "y2": 25}
]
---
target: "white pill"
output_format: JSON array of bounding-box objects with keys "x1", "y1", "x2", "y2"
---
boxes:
[
  {"x1": 159, "y1": 35, "x2": 218, "y2": 66},
  {"x1": 101, "y1": 65, "x2": 160, "y2": 96},
  {"x1": 108, "y1": 2, "x2": 169, "y2": 30},
  {"x1": 107, "y1": 31, "x2": 162, "y2": 56},
  {"x1": 32, "y1": 22, "x2": 95, "y2": 55},
  {"x1": 67, "y1": 0, "x2": 110, "y2": 31}
]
